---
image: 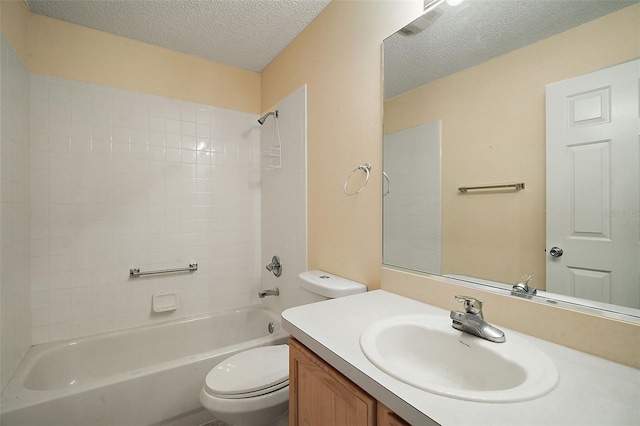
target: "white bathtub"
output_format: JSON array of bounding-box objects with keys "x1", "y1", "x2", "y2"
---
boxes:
[{"x1": 0, "y1": 306, "x2": 288, "y2": 426}]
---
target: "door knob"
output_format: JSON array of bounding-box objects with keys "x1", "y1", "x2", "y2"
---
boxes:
[{"x1": 549, "y1": 247, "x2": 563, "y2": 257}]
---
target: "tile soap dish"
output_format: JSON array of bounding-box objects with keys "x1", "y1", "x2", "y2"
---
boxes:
[{"x1": 152, "y1": 292, "x2": 178, "y2": 313}]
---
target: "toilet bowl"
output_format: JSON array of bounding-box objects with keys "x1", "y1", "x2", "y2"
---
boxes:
[
  {"x1": 199, "y1": 345, "x2": 289, "y2": 426},
  {"x1": 200, "y1": 270, "x2": 367, "y2": 426}
]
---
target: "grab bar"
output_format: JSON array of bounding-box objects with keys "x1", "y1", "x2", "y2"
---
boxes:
[
  {"x1": 458, "y1": 182, "x2": 525, "y2": 193},
  {"x1": 383, "y1": 171, "x2": 391, "y2": 196},
  {"x1": 130, "y1": 263, "x2": 198, "y2": 278}
]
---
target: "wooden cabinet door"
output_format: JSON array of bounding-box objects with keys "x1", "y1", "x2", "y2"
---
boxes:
[
  {"x1": 289, "y1": 338, "x2": 376, "y2": 426},
  {"x1": 377, "y1": 402, "x2": 411, "y2": 426}
]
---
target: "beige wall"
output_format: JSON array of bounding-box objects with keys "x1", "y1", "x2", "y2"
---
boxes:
[
  {"x1": 261, "y1": 0, "x2": 422, "y2": 288},
  {"x1": 0, "y1": 0, "x2": 29, "y2": 63},
  {"x1": 5, "y1": 1, "x2": 260, "y2": 113},
  {"x1": 384, "y1": 5, "x2": 640, "y2": 288},
  {"x1": 261, "y1": 1, "x2": 639, "y2": 367}
]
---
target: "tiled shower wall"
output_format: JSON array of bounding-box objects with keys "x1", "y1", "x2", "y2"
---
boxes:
[
  {"x1": 260, "y1": 85, "x2": 307, "y2": 314},
  {"x1": 29, "y1": 74, "x2": 262, "y2": 344},
  {"x1": 0, "y1": 35, "x2": 31, "y2": 391},
  {"x1": 383, "y1": 121, "x2": 441, "y2": 274}
]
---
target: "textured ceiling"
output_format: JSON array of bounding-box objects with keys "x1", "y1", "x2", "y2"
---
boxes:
[
  {"x1": 385, "y1": 0, "x2": 639, "y2": 99},
  {"x1": 27, "y1": 0, "x2": 331, "y2": 73}
]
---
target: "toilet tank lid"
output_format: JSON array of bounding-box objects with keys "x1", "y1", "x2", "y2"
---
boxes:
[{"x1": 298, "y1": 270, "x2": 367, "y2": 299}]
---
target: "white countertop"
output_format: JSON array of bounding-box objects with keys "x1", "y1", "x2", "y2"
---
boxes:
[{"x1": 282, "y1": 290, "x2": 640, "y2": 426}]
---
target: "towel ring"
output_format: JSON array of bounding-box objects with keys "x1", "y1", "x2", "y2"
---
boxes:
[{"x1": 344, "y1": 163, "x2": 371, "y2": 196}]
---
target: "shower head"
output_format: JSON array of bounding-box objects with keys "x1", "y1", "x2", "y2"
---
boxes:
[{"x1": 258, "y1": 110, "x2": 279, "y2": 125}]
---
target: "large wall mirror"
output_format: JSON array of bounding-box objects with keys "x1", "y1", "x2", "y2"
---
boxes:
[{"x1": 382, "y1": 0, "x2": 640, "y2": 318}]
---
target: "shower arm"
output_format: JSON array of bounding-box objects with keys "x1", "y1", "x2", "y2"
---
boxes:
[{"x1": 258, "y1": 110, "x2": 279, "y2": 125}]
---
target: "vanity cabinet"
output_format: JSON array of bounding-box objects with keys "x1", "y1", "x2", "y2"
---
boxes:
[
  {"x1": 289, "y1": 338, "x2": 409, "y2": 426},
  {"x1": 377, "y1": 402, "x2": 411, "y2": 426}
]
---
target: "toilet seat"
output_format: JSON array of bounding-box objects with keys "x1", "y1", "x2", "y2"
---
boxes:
[{"x1": 204, "y1": 345, "x2": 289, "y2": 399}]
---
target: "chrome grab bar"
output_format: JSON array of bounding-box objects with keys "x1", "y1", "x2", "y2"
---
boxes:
[
  {"x1": 458, "y1": 182, "x2": 525, "y2": 193},
  {"x1": 130, "y1": 263, "x2": 198, "y2": 278},
  {"x1": 383, "y1": 171, "x2": 391, "y2": 196}
]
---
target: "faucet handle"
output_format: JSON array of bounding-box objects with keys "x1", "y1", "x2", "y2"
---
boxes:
[
  {"x1": 515, "y1": 275, "x2": 533, "y2": 288},
  {"x1": 454, "y1": 295, "x2": 483, "y2": 315}
]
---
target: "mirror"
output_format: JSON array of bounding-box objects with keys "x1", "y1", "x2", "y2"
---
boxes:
[{"x1": 382, "y1": 0, "x2": 640, "y2": 318}]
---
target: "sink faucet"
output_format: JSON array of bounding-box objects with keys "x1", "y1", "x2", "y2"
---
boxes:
[
  {"x1": 511, "y1": 275, "x2": 537, "y2": 298},
  {"x1": 450, "y1": 295, "x2": 506, "y2": 343},
  {"x1": 258, "y1": 287, "x2": 280, "y2": 298}
]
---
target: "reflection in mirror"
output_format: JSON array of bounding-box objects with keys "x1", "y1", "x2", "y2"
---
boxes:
[
  {"x1": 382, "y1": 0, "x2": 640, "y2": 318},
  {"x1": 384, "y1": 121, "x2": 441, "y2": 273}
]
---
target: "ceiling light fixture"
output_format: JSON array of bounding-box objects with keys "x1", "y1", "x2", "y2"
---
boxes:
[{"x1": 400, "y1": 0, "x2": 464, "y2": 36}]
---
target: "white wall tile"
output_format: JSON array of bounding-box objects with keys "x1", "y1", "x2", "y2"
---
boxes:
[
  {"x1": 49, "y1": 323, "x2": 72, "y2": 341},
  {"x1": 260, "y1": 86, "x2": 308, "y2": 315},
  {"x1": 31, "y1": 326, "x2": 49, "y2": 345},
  {"x1": 383, "y1": 121, "x2": 442, "y2": 273},
  {"x1": 181, "y1": 122, "x2": 197, "y2": 137},
  {"x1": 181, "y1": 106, "x2": 197, "y2": 123},
  {"x1": 3, "y1": 59, "x2": 308, "y2": 394},
  {"x1": 28, "y1": 74, "x2": 261, "y2": 344},
  {"x1": 165, "y1": 119, "x2": 180, "y2": 135}
]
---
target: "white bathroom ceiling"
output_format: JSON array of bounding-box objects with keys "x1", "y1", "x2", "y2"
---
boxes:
[
  {"x1": 27, "y1": 0, "x2": 331, "y2": 73},
  {"x1": 385, "y1": 0, "x2": 639, "y2": 99}
]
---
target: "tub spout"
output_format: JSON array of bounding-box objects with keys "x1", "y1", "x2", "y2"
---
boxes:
[{"x1": 258, "y1": 288, "x2": 279, "y2": 298}]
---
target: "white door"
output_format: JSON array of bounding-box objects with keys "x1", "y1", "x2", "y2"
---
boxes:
[{"x1": 546, "y1": 59, "x2": 639, "y2": 309}]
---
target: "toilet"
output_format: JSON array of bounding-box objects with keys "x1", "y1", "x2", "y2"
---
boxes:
[{"x1": 199, "y1": 270, "x2": 367, "y2": 426}]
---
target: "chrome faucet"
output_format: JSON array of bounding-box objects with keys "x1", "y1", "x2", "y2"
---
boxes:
[
  {"x1": 258, "y1": 288, "x2": 280, "y2": 298},
  {"x1": 450, "y1": 295, "x2": 506, "y2": 343},
  {"x1": 511, "y1": 275, "x2": 537, "y2": 298}
]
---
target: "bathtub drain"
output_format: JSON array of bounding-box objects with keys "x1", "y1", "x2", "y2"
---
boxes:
[{"x1": 268, "y1": 322, "x2": 275, "y2": 334}]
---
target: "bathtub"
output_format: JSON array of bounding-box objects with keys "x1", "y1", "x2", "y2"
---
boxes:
[{"x1": 0, "y1": 306, "x2": 288, "y2": 426}]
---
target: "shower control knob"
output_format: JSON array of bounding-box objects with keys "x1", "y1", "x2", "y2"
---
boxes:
[
  {"x1": 549, "y1": 247, "x2": 563, "y2": 257},
  {"x1": 265, "y1": 255, "x2": 282, "y2": 277}
]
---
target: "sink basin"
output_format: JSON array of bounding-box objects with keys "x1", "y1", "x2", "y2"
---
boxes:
[{"x1": 360, "y1": 315, "x2": 558, "y2": 402}]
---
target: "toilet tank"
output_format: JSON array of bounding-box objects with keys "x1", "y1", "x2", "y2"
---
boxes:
[{"x1": 298, "y1": 270, "x2": 367, "y2": 301}]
